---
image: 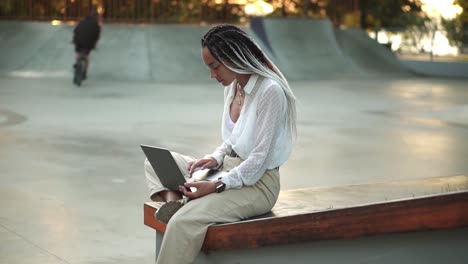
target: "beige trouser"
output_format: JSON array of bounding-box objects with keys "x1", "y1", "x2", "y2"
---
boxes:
[{"x1": 144, "y1": 153, "x2": 280, "y2": 264}]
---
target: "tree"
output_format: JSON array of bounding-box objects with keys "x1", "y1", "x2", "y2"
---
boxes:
[
  {"x1": 442, "y1": 0, "x2": 468, "y2": 49},
  {"x1": 269, "y1": 0, "x2": 297, "y2": 17},
  {"x1": 0, "y1": 0, "x2": 14, "y2": 16},
  {"x1": 269, "y1": 0, "x2": 343, "y2": 20},
  {"x1": 359, "y1": 0, "x2": 426, "y2": 39}
]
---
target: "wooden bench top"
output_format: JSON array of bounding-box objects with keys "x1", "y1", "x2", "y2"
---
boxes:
[{"x1": 144, "y1": 175, "x2": 468, "y2": 252}]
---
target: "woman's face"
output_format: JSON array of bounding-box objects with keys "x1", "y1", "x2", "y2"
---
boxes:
[{"x1": 202, "y1": 47, "x2": 237, "y2": 86}]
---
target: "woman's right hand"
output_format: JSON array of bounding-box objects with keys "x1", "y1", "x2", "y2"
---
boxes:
[{"x1": 188, "y1": 157, "x2": 218, "y2": 176}]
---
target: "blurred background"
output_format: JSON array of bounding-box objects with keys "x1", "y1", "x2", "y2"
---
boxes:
[{"x1": 1, "y1": 0, "x2": 467, "y2": 61}]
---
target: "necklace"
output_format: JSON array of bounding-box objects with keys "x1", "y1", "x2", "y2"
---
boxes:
[{"x1": 236, "y1": 82, "x2": 244, "y2": 106}]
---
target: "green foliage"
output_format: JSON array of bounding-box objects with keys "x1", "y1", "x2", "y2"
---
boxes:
[
  {"x1": 360, "y1": 0, "x2": 426, "y2": 31},
  {"x1": 268, "y1": 0, "x2": 345, "y2": 19},
  {"x1": 443, "y1": 0, "x2": 468, "y2": 48},
  {"x1": 443, "y1": 18, "x2": 462, "y2": 47},
  {"x1": 0, "y1": 0, "x2": 13, "y2": 14},
  {"x1": 456, "y1": 0, "x2": 468, "y2": 21}
]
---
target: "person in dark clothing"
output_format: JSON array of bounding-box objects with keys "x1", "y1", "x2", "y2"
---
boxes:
[{"x1": 73, "y1": 11, "x2": 101, "y2": 80}]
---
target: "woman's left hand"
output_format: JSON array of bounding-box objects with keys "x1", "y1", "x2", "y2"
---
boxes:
[{"x1": 179, "y1": 181, "x2": 216, "y2": 199}]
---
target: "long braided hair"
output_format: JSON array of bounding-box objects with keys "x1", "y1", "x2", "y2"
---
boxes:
[{"x1": 201, "y1": 24, "x2": 297, "y2": 138}]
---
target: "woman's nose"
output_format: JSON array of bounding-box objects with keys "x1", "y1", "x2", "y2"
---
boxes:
[{"x1": 210, "y1": 70, "x2": 216, "y2": 79}]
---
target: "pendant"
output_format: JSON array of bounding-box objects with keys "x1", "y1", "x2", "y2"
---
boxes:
[{"x1": 236, "y1": 82, "x2": 243, "y2": 106}]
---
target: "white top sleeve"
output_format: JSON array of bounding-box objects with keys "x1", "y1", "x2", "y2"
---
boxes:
[{"x1": 208, "y1": 142, "x2": 229, "y2": 169}]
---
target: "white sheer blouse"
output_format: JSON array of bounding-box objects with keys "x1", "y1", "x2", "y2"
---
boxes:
[{"x1": 209, "y1": 74, "x2": 293, "y2": 190}]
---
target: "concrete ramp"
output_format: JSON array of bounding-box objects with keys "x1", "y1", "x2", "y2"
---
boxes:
[
  {"x1": 0, "y1": 21, "x2": 270, "y2": 82},
  {"x1": 92, "y1": 24, "x2": 215, "y2": 82},
  {"x1": 91, "y1": 25, "x2": 152, "y2": 81},
  {"x1": 255, "y1": 18, "x2": 363, "y2": 80},
  {"x1": 335, "y1": 28, "x2": 414, "y2": 77},
  {"x1": 0, "y1": 21, "x2": 73, "y2": 77},
  {"x1": 250, "y1": 18, "x2": 415, "y2": 80},
  {"x1": 0, "y1": 22, "x2": 217, "y2": 82},
  {"x1": 1, "y1": 20, "x2": 415, "y2": 82}
]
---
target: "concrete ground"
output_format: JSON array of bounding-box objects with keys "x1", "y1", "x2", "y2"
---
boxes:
[
  {"x1": 1, "y1": 20, "x2": 468, "y2": 264},
  {"x1": 1, "y1": 75, "x2": 468, "y2": 264}
]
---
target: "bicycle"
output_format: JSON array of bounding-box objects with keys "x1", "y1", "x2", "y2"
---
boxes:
[{"x1": 73, "y1": 52, "x2": 88, "y2": 86}]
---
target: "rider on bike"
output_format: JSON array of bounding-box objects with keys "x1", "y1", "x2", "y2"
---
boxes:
[{"x1": 73, "y1": 9, "x2": 101, "y2": 80}]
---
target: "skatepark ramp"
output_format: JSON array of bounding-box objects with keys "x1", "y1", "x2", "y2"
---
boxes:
[
  {"x1": 0, "y1": 21, "x2": 217, "y2": 82},
  {"x1": 335, "y1": 28, "x2": 413, "y2": 77},
  {"x1": 0, "y1": 19, "x2": 414, "y2": 82},
  {"x1": 251, "y1": 18, "x2": 415, "y2": 80},
  {"x1": 0, "y1": 21, "x2": 73, "y2": 78},
  {"x1": 251, "y1": 18, "x2": 363, "y2": 80}
]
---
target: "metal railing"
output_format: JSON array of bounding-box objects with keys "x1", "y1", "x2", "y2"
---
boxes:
[
  {"x1": 0, "y1": 0, "x2": 359, "y2": 24},
  {"x1": 0, "y1": 0, "x2": 242, "y2": 23}
]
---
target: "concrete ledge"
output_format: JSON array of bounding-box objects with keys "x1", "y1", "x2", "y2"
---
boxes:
[{"x1": 401, "y1": 60, "x2": 468, "y2": 79}]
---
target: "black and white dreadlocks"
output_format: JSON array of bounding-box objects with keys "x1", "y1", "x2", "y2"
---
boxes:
[{"x1": 201, "y1": 24, "x2": 297, "y2": 138}]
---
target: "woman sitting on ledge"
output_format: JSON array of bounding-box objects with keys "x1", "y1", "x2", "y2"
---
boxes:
[{"x1": 144, "y1": 24, "x2": 297, "y2": 264}]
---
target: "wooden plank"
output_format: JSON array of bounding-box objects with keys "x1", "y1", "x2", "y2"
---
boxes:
[
  {"x1": 269, "y1": 175, "x2": 468, "y2": 218},
  {"x1": 144, "y1": 202, "x2": 166, "y2": 233},
  {"x1": 144, "y1": 175, "x2": 468, "y2": 251},
  {"x1": 202, "y1": 191, "x2": 468, "y2": 251}
]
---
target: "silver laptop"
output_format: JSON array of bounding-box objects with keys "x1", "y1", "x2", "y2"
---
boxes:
[
  {"x1": 141, "y1": 145, "x2": 187, "y2": 191},
  {"x1": 141, "y1": 145, "x2": 221, "y2": 192}
]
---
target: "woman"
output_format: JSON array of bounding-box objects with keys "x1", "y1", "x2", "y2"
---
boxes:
[{"x1": 144, "y1": 24, "x2": 297, "y2": 264}]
